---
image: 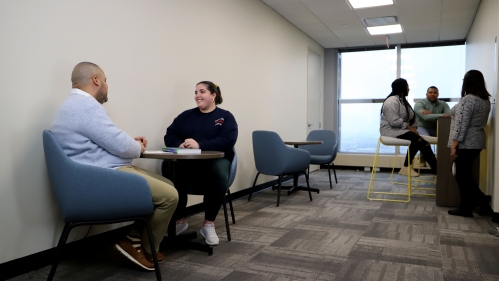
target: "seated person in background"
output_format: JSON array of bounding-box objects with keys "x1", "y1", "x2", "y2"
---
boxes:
[
  {"x1": 51, "y1": 62, "x2": 178, "y2": 271},
  {"x1": 380, "y1": 78, "x2": 437, "y2": 177},
  {"x1": 164, "y1": 81, "x2": 238, "y2": 246},
  {"x1": 414, "y1": 86, "x2": 451, "y2": 136}
]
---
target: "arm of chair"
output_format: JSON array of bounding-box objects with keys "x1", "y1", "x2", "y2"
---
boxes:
[
  {"x1": 56, "y1": 164, "x2": 154, "y2": 222},
  {"x1": 282, "y1": 147, "x2": 310, "y2": 174},
  {"x1": 227, "y1": 153, "x2": 238, "y2": 188}
]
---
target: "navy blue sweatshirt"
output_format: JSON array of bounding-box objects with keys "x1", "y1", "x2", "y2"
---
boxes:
[{"x1": 164, "y1": 107, "x2": 238, "y2": 160}]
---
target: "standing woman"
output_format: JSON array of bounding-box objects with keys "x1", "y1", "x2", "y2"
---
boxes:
[
  {"x1": 380, "y1": 78, "x2": 437, "y2": 177},
  {"x1": 448, "y1": 70, "x2": 491, "y2": 218},
  {"x1": 164, "y1": 81, "x2": 238, "y2": 245}
]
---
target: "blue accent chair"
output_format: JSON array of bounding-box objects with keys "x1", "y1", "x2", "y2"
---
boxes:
[
  {"x1": 42, "y1": 130, "x2": 161, "y2": 281},
  {"x1": 299, "y1": 130, "x2": 338, "y2": 189},
  {"x1": 248, "y1": 130, "x2": 312, "y2": 207}
]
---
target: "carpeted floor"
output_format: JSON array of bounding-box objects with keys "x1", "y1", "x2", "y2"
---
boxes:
[{"x1": 9, "y1": 169, "x2": 499, "y2": 281}]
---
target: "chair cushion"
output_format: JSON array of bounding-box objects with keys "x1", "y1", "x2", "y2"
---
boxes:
[
  {"x1": 310, "y1": 155, "x2": 332, "y2": 164},
  {"x1": 380, "y1": 136, "x2": 410, "y2": 146}
]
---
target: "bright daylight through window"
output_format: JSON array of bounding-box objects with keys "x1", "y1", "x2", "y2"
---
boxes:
[{"x1": 339, "y1": 45, "x2": 465, "y2": 154}]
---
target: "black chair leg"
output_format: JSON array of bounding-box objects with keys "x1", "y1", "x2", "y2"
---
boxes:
[
  {"x1": 47, "y1": 222, "x2": 73, "y2": 281},
  {"x1": 222, "y1": 199, "x2": 231, "y2": 241},
  {"x1": 332, "y1": 163, "x2": 338, "y2": 184},
  {"x1": 248, "y1": 172, "x2": 260, "y2": 201},
  {"x1": 227, "y1": 189, "x2": 235, "y2": 224},
  {"x1": 305, "y1": 172, "x2": 313, "y2": 201},
  {"x1": 142, "y1": 219, "x2": 161, "y2": 281},
  {"x1": 276, "y1": 176, "x2": 283, "y2": 207},
  {"x1": 327, "y1": 164, "x2": 333, "y2": 189}
]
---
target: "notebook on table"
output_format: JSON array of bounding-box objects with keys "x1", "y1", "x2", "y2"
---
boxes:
[{"x1": 162, "y1": 147, "x2": 201, "y2": 154}]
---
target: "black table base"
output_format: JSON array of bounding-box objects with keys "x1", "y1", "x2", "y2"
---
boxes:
[
  {"x1": 161, "y1": 230, "x2": 213, "y2": 256},
  {"x1": 273, "y1": 176, "x2": 320, "y2": 195}
]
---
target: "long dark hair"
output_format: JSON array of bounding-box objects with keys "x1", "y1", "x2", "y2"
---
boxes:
[
  {"x1": 461, "y1": 70, "x2": 491, "y2": 100},
  {"x1": 380, "y1": 78, "x2": 415, "y2": 125},
  {"x1": 197, "y1": 81, "x2": 223, "y2": 105}
]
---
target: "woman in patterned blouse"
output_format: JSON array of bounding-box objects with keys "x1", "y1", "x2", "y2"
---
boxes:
[{"x1": 448, "y1": 70, "x2": 492, "y2": 218}]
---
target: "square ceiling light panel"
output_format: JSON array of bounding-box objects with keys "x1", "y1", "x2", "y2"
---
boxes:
[
  {"x1": 348, "y1": 0, "x2": 394, "y2": 9},
  {"x1": 367, "y1": 24, "x2": 402, "y2": 35}
]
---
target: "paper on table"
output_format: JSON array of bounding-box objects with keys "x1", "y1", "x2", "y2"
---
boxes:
[{"x1": 142, "y1": 150, "x2": 173, "y2": 154}]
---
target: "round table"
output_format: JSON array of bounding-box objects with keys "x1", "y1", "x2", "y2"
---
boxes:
[
  {"x1": 282, "y1": 140, "x2": 323, "y2": 194},
  {"x1": 139, "y1": 149, "x2": 224, "y2": 256},
  {"x1": 140, "y1": 150, "x2": 224, "y2": 160}
]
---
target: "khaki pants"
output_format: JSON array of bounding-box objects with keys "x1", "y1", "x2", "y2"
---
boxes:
[{"x1": 117, "y1": 166, "x2": 178, "y2": 254}]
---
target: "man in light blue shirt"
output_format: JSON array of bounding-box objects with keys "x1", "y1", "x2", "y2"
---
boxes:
[
  {"x1": 51, "y1": 62, "x2": 178, "y2": 271},
  {"x1": 414, "y1": 86, "x2": 451, "y2": 136}
]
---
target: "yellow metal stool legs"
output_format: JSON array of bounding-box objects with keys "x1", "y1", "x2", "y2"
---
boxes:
[{"x1": 367, "y1": 137, "x2": 411, "y2": 203}]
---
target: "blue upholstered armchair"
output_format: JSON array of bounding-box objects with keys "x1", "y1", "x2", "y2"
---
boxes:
[
  {"x1": 248, "y1": 130, "x2": 312, "y2": 207},
  {"x1": 299, "y1": 130, "x2": 338, "y2": 189},
  {"x1": 42, "y1": 130, "x2": 161, "y2": 281}
]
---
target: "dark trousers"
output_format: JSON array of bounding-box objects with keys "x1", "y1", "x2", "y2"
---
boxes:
[
  {"x1": 396, "y1": 131, "x2": 437, "y2": 174},
  {"x1": 163, "y1": 158, "x2": 230, "y2": 222},
  {"x1": 454, "y1": 149, "x2": 485, "y2": 211}
]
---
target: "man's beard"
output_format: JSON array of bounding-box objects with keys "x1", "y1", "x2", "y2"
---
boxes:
[{"x1": 96, "y1": 87, "x2": 108, "y2": 104}]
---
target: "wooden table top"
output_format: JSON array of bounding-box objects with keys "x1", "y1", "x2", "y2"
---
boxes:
[
  {"x1": 140, "y1": 150, "x2": 224, "y2": 160},
  {"x1": 283, "y1": 140, "x2": 323, "y2": 146}
]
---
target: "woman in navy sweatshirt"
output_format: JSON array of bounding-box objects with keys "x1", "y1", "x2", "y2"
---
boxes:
[{"x1": 163, "y1": 81, "x2": 238, "y2": 245}]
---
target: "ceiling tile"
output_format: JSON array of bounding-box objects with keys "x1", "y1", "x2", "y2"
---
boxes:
[
  {"x1": 324, "y1": 19, "x2": 365, "y2": 30},
  {"x1": 314, "y1": 9, "x2": 358, "y2": 23},
  {"x1": 402, "y1": 20, "x2": 440, "y2": 32},
  {"x1": 442, "y1": 9, "x2": 477, "y2": 20},
  {"x1": 397, "y1": 10, "x2": 441, "y2": 21},
  {"x1": 312, "y1": 35, "x2": 346, "y2": 48},
  {"x1": 353, "y1": 5, "x2": 398, "y2": 19},
  {"x1": 261, "y1": 0, "x2": 300, "y2": 5},
  {"x1": 371, "y1": 33, "x2": 407, "y2": 45},
  {"x1": 441, "y1": 18, "x2": 474, "y2": 29},
  {"x1": 295, "y1": 23, "x2": 331, "y2": 33},
  {"x1": 339, "y1": 36, "x2": 376, "y2": 47},
  {"x1": 331, "y1": 27, "x2": 368, "y2": 37},
  {"x1": 301, "y1": 0, "x2": 352, "y2": 14},
  {"x1": 439, "y1": 28, "x2": 469, "y2": 40},
  {"x1": 442, "y1": 0, "x2": 480, "y2": 11},
  {"x1": 269, "y1": 2, "x2": 310, "y2": 16},
  {"x1": 395, "y1": 0, "x2": 441, "y2": 6},
  {"x1": 260, "y1": 0, "x2": 479, "y2": 48},
  {"x1": 404, "y1": 29, "x2": 440, "y2": 43},
  {"x1": 284, "y1": 13, "x2": 323, "y2": 25}
]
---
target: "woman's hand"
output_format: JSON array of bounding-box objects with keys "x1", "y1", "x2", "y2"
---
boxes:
[
  {"x1": 450, "y1": 140, "x2": 459, "y2": 161},
  {"x1": 407, "y1": 125, "x2": 418, "y2": 135},
  {"x1": 181, "y1": 138, "x2": 199, "y2": 149}
]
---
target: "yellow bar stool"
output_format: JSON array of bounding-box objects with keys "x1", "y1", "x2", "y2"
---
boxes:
[
  {"x1": 367, "y1": 136, "x2": 412, "y2": 203},
  {"x1": 412, "y1": 135, "x2": 437, "y2": 196}
]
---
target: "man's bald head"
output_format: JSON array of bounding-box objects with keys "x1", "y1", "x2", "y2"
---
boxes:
[{"x1": 71, "y1": 62, "x2": 102, "y2": 87}]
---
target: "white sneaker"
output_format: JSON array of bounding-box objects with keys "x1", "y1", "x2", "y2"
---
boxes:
[
  {"x1": 200, "y1": 223, "x2": 219, "y2": 246},
  {"x1": 164, "y1": 221, "x2": 188, "y2": 237},
  {"x1": 176, "y1": 221, "x2": 188, "y2": 235},
  {"x1": 398, "y1": 165, "x2": 419, "y2": 177}
]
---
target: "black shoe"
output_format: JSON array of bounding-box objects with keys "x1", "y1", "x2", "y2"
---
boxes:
[
  {"x1": 448, "y1": 209, "x2": 474, "y2": 218},
  {"x1": 478, "y1": 195, "x2": 493, "y2": 216}
]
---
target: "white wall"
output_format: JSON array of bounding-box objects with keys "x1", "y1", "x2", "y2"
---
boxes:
[
  {"x1": 465, "y1": 0, "x2": 499, "y2": 210},
  {"x1": 0, "y1": 0, "x2": 324, "y2": 264}
]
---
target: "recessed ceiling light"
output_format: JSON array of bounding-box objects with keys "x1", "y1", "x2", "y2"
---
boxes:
[
  {"x1": 367, "y1": 24, "x2": 402, "y2": 35},
  {"x1": 348, "y1": 0, "x2": 394, "y2": 9}
]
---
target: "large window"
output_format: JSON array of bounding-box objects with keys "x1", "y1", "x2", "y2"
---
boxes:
[{"x1": 339, "y1": 45, "x2": 465, "y2": 154}]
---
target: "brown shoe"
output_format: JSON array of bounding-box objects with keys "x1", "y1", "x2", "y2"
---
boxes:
[
  {"x1": 144, "y1": 251, "x2": 164, "y2": 264},
  {"x1": 115, "y1": 236, "x2": 155, "y2": 271}
]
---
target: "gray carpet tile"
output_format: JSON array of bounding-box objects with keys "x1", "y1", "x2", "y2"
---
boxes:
[{"x1": 8, "y1": 169, "x2": 499, "y2": 281}]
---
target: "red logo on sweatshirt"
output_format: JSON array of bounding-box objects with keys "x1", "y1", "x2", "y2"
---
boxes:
[{"x1": 215, "y1": 118, "x2": 224, "y2": 126}]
